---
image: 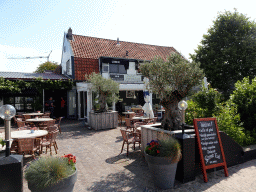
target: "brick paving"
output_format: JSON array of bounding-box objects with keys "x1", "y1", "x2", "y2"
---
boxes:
[{"x1": 1, "y1": 119, "x2": 256, "y2": 191}]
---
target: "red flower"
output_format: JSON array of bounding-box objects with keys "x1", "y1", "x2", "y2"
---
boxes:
[{"x1": 157, "y1": 150, "x2": 160, "y2": 154}]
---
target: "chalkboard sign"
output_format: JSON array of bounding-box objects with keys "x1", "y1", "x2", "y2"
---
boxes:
[
  {"x1": 193, "y1": 118, "x2": 228, "y2": 182},
  {"x1": 196, "y1": 120, "x2": 223, "y2": 166}
]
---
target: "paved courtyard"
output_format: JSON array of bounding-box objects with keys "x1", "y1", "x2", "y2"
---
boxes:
[{"x1": 1, "y1": 119, "x2": 256, "y2": 191}]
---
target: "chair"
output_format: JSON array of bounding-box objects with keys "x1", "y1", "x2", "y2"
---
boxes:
[
  {"x1": 54, "y1": 117, "x2": 63, "y2": 133},
  {"x1": 125, "y1": 118, "x2": 134, "y2": 130},
  {"x1": 119, "y1": 128, "x2": 141, "y2": 156},
  {"x1": 48, "y1": 125, "x2": 58, "y2": 132},
  {"x1": 17, "y1": 121, "x2": 29, "y2": 130},
  {"x1": 17, "y1": 138, "x2": 37, "y2": 158},
  {"x1": 41, "y1": 130, "x2": 58, "y2": 155},
  {"x1": 44, "y1": 112, "x2": 51, "y2": 118}
]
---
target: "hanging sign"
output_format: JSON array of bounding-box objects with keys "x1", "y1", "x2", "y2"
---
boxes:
[{"x1": 193, "y1": 117, "x2": 228, "y2": 182}]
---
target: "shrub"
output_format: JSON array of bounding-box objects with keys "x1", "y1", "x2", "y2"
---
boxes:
[
  {"x1": 230, "y1": 76, "x2": 256, "y2": 132},
  {"x1": 25, "y1": 156, "x2": 76, "y2": 190},
  {"x1": 192, "y1": 84, "x2": 223, "y2": 117},
  {"x1": 214, "y1": 101, "x2": 255, "y2": 146},
  {"x1": 185, "y1": 100, "x2": 207, "y2": 125}
]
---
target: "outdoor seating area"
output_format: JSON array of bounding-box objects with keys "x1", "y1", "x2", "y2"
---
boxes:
[{"x1": 0, "y1": 111, "x2": 63, "y2": 159}]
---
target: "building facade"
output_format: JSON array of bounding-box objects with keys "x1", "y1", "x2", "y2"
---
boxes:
[{"x1": 60, "y1": 28, "x2": 181, "y2": 122}]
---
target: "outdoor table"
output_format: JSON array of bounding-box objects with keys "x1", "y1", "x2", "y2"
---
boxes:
[
  {"x1": 131, "y1": 116, "x2": 153, "y2": 125},
  {"x1": 11, "y1": 130, "x2": 48, "y2": 139},
  {"x1": 122, "y1": 111, "x2": 135, "y2": 119},
  {"x1": 23, "y1": 112, "x2": 44, "y2": 118},
  {"x1": 25, "y1": 118, "x2": 53, "y2": 127}
]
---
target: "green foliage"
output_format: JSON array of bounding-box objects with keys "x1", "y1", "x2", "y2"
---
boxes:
[
  {"x1": 140, "y1": 53, "x2": 204, "y2": 104},
  {"x1": 214, "y1": 101, "x2": 255, "y2": 146},
  {"x1": 34, "y1": 61, "x2": 59, "y2": 73},
  {"x1": 145, "y1": 137, "x2": 181, "y2": 163},
  {"x1": 0, "y1": 77, "x2": 73, "y2": 97},
  {"x1": 185, "y1": 100, "x2": 207, "y2": 125},
  {"x1": 86, "y1": 72, "x2": 119, "y2": 112},
  {"x1": 140, "y1": 53, "x2": 204, "y2": 130},
  {"x1": 25, "y1": 156, "x2": 75, "y2": 190},
  {"x1": 0, "y1": 137, "x2": 5, "y2": 147},
  {"x1": 192, "y1": 84, "x2": 223, "y2": 117},
  {"x1": 191, "y1": 9, "x2": 256, "y2": 99},
  {"x1": 230, "y1": 76, "x2": 256, "y2": 132}
]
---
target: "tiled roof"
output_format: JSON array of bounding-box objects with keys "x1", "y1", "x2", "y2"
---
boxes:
[
  {"x1": 70, "y1": 35, "x2": 178, "y2": 61},
  {"x1": 0, "y1": 72, "x2": 71, "y2": 80}
]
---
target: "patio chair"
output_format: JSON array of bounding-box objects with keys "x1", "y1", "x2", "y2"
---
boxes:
[
  {"x1": 17, "y1": 138, "x2": 37, "y2": 158},
  {"x1": 48, "y1": 124, "x2": 59, "y2": 132},
  {"x1": 44, "y1": 112, "x2": 51, "y2": 118},
  {"x1": 41, "y1": 130, "x2": 59, "y2": 155},
  {"x1": 119, "y1": 128, "x2": 141, "y2": 156},
  {"x1": 17, "y1": 121, "x2": 29, "y2": 130},
  {"x1": 125, "y1": 118, "x2": 134, "y2": 130},
  {"x1": 54, "y1": 117, "x2": 63, "y2": 133}
]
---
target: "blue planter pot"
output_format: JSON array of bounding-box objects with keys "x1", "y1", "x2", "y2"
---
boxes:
[
  {"x1": 28, "y1": 168, "x2": 77, "y2": 192},
  {"x1": 144, "y1": 152, "x2": 178, "y2": 189}
]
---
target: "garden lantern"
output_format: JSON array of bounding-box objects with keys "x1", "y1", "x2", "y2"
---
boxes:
[
  {"x1": 0, "y1": 104, "x2": 16, "y2": 157},
  {"x1": 178, "y1": 100, "x2": 188, "y2": 136}
]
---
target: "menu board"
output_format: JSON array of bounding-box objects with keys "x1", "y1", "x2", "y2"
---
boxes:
[
  {"x1": 193, "y1": 118, "x2": 228, "y2": 182},
  {"x1": 197, "y1": 120, "x2": 223, "y2": 165}
]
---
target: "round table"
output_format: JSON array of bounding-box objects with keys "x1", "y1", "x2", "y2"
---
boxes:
[
  {"x1": 23, "y1": 113, "x2": 44, "y2": 116},
  {"x1": 122, "y1": 112, "x2": 135, "y2": 118},
  {"x1": 26, "y1": 118, "x2": 53, "y2": 123},
  {"x1": 11, "y1": 130, "x2": 48, "y2": 139}
]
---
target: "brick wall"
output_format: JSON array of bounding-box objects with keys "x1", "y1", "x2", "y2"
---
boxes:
[{"x1": 74, "y1": 57, "x2": 99, "y2": 81}]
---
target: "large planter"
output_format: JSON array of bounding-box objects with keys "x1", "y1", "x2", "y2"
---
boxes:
[
  {"x1": 144, "y1": 152, "x2": 178, "y2": 189},
  {"x1": 89, "y1": 111, "x2": 118, "y2": 130},
  {"x1": 28, "y1": 168, "x2": 77, "y2": 192}
]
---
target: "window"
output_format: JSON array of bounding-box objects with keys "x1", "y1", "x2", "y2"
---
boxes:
[
  {"x1": 109, "y1": 64, "x2": 127, "y2": 74},
  {"x1": 102, "y1": 64, "x2": 109, "y2": 72},
  {"x1": 66, "y1": 59, "x2": 71, "y2": 75}
]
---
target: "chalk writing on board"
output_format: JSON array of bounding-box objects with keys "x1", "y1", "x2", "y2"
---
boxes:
[{"x1": 197, "y1": 120, "x2": 223, "y2": 165}]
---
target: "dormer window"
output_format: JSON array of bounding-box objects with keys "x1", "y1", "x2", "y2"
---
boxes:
[{"x1": 109, "y1": 64, "x2": 127, "y2": 74}]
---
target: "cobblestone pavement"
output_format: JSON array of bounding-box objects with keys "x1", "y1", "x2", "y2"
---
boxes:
[{"x1": 1, "y1": 119, "x2": 256, "y2": 192}]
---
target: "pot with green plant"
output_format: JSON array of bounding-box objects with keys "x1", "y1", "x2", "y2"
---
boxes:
[
  {"x1": 25, "y1": 154, "x2": 77, "y2": 192},
  {"x1": 144, "y1": 137, "x2": 181, "y2": 189}
]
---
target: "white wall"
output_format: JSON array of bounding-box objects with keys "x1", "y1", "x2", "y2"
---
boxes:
[{"x1": 61, "y1": 33, "x2": 74, "y2": 75}]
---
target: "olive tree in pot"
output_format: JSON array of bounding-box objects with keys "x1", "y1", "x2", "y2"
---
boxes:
[
  {"x1": 144, "y1": 137, "x2": 181, "y2": 189},
  {"x1": 86, "y1": 72, "x2": 119, "y2": 113},
  {"x1": 25, "y1": 154, "x2": 77, "y2": 192},
  {"x1": 140, "y1": 53, "x2": 204, "y2": 130}
]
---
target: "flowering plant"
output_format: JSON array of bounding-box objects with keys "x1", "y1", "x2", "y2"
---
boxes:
[
  {"x1": 145, "y1": 137, "x2": 181, "y2": 162},
  {"x1": 62, "y1": 154, "x2": 76, "y2": 170}
]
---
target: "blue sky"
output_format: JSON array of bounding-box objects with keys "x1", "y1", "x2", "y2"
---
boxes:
[{"x1": 1, "y1": 0, "x2": 256, "y2": 72}]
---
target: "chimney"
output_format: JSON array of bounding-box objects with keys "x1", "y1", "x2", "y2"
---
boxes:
[
  {"x1": 66, "y1": 27, "x2": 72, "y2": 40},
  {"x1": 117, "y1": 37, "x2": 120, "y2": 45}
]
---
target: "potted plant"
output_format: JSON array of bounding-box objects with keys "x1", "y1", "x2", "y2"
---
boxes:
[
  {"x1": 86, "y1": 72, "x2": 120, "y2": 130},
  {"x1": 25, "y1": 154, "x2": 77, "y2": 192},
  {"x1": 144, "y1": 137, "x2": 181, "y2": 189}
]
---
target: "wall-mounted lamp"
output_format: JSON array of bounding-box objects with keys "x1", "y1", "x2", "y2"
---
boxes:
[{"x1": 0, "y1": 105, "x2": 16, "y2": 157}]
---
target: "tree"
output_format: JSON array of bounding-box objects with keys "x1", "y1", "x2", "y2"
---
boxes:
[
  {"x1": 140, "y1": 53, "x2": 204, "y2": 130},
  {"x1": 34, "y1": 61, "x2": 59, "y2": 73},
  {"x1": 86, "y1": 72, "x2": 119, "y2": 112},
  {"x1": 190, "y1": 9, "x2": 256, "y2": 99}
]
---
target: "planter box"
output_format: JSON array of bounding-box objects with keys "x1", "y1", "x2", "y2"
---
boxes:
[{"x1": 89, "y1": 111, "x2": 118, "y2": 130}]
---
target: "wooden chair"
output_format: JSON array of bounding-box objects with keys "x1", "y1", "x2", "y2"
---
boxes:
[
  {"x1": 119, "y1": 128, "x2": 141, "y2": 156},
  {"x1": 125, "y1": 118, "x2": 134, "y2": 130},
  {"x1": 118, "y1": 114, "x2": 123, "y2": 126},
  {"x1": 54, "y1": 117, "x2": 63, "y2": 133},
  {"x1": 48, "y1": 125, "x2": 58, "y2": 132},
  {"x1": 41, "y1": 130, "x2": 59, "y2": 155},
  {"x1": 16, "y1": 121, "x2": 29, "y2": 130},
  {"x1": 17, "y1": 138, "x2": 37, "y2": 158}
]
